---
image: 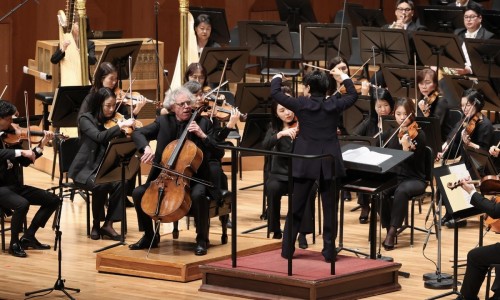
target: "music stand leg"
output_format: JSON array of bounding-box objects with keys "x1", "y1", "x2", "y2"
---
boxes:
[
  {"x1": 25, "y1": 200, "x2": 80, "y2": 299},
  {"x1": 336, "y1": 190, "x2": 369, "y2": 257},
  {"x1": 94, "y1": 161, "x2": 128, "y2": 253}
]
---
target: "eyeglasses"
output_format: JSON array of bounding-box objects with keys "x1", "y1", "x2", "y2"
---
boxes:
[
  {"x1": 396, "y1": 7, "x2": 412, "y2": 12},
  {"x1": 464, "y1": 15, "x2": 478, "y2": 20},
  {"x1": 175, "y1": 101, "x2": 191, "y2": 107}
]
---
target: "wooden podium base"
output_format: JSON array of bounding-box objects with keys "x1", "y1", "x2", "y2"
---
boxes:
[
  {"x1": 96, "y1": 231, "x2": 281, "y2": 282},
  {"x1": 199, "y1": 249, "x2": 402, "y2": 300}
]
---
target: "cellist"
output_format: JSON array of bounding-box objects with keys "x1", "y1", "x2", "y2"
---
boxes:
[{"x1": 130, "y1": 87, "x2": 223, "y2": 256}]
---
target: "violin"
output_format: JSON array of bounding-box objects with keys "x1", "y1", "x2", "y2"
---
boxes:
[
  {"x1": 103, "y1": 112, "x2": 142, "y2": 136},
  {"x1": 421, "y1": 90, "x2": 439, "y2": 114},
  {"x1": 465, "y1": 112, "x2": 480, "y2": 136},
  {"x1": 447, "y1": 175, "x2": 500, "y2": 195},
  {"x1": 1, "y1": 124, "x2": 65, "y2": 146},
  {"x1": 117, "y1": 91, "x2": 158, "y2": 106},
  {"x1": 398, "y1": 121, "x2": 419, "y2": 149}
]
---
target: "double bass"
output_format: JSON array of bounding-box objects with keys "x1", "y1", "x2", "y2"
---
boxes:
[{"x1": 140, "y1": 107, "x2": 208, "y2": 223}]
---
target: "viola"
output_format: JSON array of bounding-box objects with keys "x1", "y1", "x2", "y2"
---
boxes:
[
  {"x1": 103, "y1": 112, "x2": 143, "y2": 136},
  {"x1": 1, "y1": 124, "x2": 65, "y2": 146},
  {"x1": 447, "y1": 175, "x2": 500, "y2": 195},
  {"x1": 421, "y1": 90, "x2": 439, "y2": 114}
]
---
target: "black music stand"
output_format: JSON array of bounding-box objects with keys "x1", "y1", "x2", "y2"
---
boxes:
[
  {"x1": 238, "y1": 21, "x2": 294, "y2": 81},
  {"x1": 465, "y1": 38, "x2": 500, "y2": 80},
  {"x1": 93, "y1": 138, "x2": 140, "y2": 253},
  {"x1": 238, "y1": 114, "x2": 273, "y2": 233},
  {"x1": 358, "y1": 27, "x2": 411, "y2": 65},
  {"x1": 48, "y1": 85, "x2": 91, "y2": 126},
  {"x1": 301, "y1": 23, "x2": 352, "y2": 66},
  {"x1": 199, "y1": 47, "x2": 249, "y2": 84},
  {"x1": 234, "y1": 82, "x2": 273, "y2": 115},
  {"x1": 382, "y1": 64, "x2": 424, "y2": 98},
  {"x1": 464, "y1": 146, "x2": 499, "y2": 180},
  {"x1": 343, "y1": 95, "x2": 371, "y2": 134},
  {"x1": 189, "y1": 6, "x2": 230, "y2": 44},
  {"x1": 96, "y1": 40, "x2": 142, "y2": 82},
  {"x1": 416, "y1": 116, "x2": 442, "y2": 159},
  {"x1": 347, "y1": 7, "x2": 387, "y2": 37},
  {"x1": 412, "y1": 31, "x2": 465, "y2": 73},
  {"x1": 275, "y1": 0, "x2": 317, "y2": 32},
  {"x1": 482, "y1": 10, "x2": 500, "y2": 37},
  {"x1": 443, "y1": 75, "x2": 500, "y2": 112},
  {"x1": 416, "y1": 6, "x2": 465, "y2": 33}
]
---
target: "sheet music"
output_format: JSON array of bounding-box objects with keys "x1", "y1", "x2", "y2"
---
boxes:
[{"x1": 342, "y1": 146, "x2": 392, "y2": 166}]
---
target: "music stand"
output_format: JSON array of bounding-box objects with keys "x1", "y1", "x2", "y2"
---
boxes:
[
  {"x1": 238, "y1": 21, "x2": 294, "y2": 81},
  {"x1": 95, "y1": 40, "x2": 142, "y2": 81},
  {"x1": 275, "y1": 0, "x2": 317, "y2": 33},
  {"x1": 346, "y1": 7, "x2": 386, "y2": 37},
  {"x1": 382, "y1": 64, "x2": 424, "y2": 99},
  {"x1": 416, "y1": 116, "x2": 442, "y2": 159},
  {"x1": 234, "y1": 82, "x2": 273, "y2": 115},
  {"x1": 189, "y1": 6, "x2": 230, "y2": 44},
  {"x1": 199, "y1": 47, "x2": 249, "y2": 83},
  {"x1": 358, "y1": 27, "x2": 411, "y2": 65},
  {"x1": 464, "y1": 146, "x2": 499, "y2": 180},
  {"x1": 301, "y1": 23, "x2": 352, "y2": 66},
  {"x1": 93, "y1": 138, "x2": 140, "y2": 253},
  {"x1": 416, "y1": 6, "x2": 465, "y2": 33},
  {"x1": 48, "y1": 85, "x2": 91, "y2": 126},
  {"x1": 443, "y1": 75, "x2": 500, "y2": 112},
  {"x1": 481, "y1": 10, "x2": 500, "y2": 38},
  {"x1": 465, "y1": 38, "x2": 500, "y2": 79},
  {"x1": 343, "y1": 95, "x2": 371, "y2": 134},
  {"x1": 412, "y1": 31, "x2": 465, "y2": 74}
]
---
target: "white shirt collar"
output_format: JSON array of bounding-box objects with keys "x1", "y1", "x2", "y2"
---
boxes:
[{"x1": 465, "y1": 26, "x2": 481, "y2": 39}]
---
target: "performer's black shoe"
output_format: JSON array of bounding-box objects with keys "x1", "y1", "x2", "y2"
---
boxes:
[
  {"x1": 98, "y1": 227, "x2": 121, "y2": 241},
  {"x1": 272, "y1": 231, "x2": 282, "y2": 239},
  {"x1": 195, "y1": 242, "x2": 207, "y2": 256},
  {"x1": 9, "y1": 242, "x2": 27, "y2": 257},
  {"x1": 444, "y1": 219, "x2": 467, "y2": 229},
  {"x1": 20, "y1": 236, "x2": 51, "y2": 250},
  {"x1": 129, "y1": 235, "x2": 159, "y2": 250},
  {"x1": 298, "y1": 233, "x2": 308, "y2": 249}
]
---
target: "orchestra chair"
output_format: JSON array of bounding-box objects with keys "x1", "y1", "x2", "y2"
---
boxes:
[
  {"x1": 396, "y1": 146, "x2": 437, "y2": 246},
  {"x1": 48, "y1": 137, "x2": 92, "y2": 237},
  {"x1": 486, "y1": 264, "x2": 500, "y2": 300},
  {"x1": 0, "y1": 207, "x2": 27, "y2": 252},
  {"x1": 34, "y1": 92, "x2": 54, "y2": 131}
]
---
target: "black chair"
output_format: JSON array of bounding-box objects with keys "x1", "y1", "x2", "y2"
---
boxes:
[
  {"x1": 34, "y1": 92, "x2": 54, "y2": 131},
  {"x1": 0, "y1": 207, "x2": 12, "y2": 252},
  {"x1": 396, "y1": 146, "x2": 437, "y2": 246},
  {"x1": 49, "y1": 137, "x2": 91, "y2": 237},
  {"x1": 486, "y1": 264, "x2": 500, "y2": 300}
]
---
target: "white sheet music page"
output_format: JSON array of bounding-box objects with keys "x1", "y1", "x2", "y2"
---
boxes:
[{"x1": 342, "y1": 146, "x2": 392, "y2": 166}]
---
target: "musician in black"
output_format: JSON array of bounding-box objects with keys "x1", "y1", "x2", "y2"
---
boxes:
[
  {"x1": 129, "y1": 87, "x2": 223, "y2": 256},
  {"x1": 456, "y1": 179, "x2": 500, "y2": 300},
  {"x1": 0, "y1": 100, "x2": 58, "y2": 257},
  {"x1": 194, "y1": 14, "x2": 220, "y2": 58},
  {"x1": 50, "y1": 20, "x2": 97, "y2": 66}
]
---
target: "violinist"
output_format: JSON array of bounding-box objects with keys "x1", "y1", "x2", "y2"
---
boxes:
[
  {"x1": 454, "y1": 178, "x2": 500, "y2": 300},
  {"x1": 0, "y1": 100, "x2": 59, "y2": 257},
  {"x1": 380, "y1": 98, "x2": 427, "y2": 250},
  {"x1": 262, "y1": 87, "x2": 314, "y2": 249},
  {"x1": 271, "y1": 67, "x2": 358, "y2": 262},
  {"x1": 130, "y1": 87, "x2": 223, "y2": 256},
  {"x1": 68, "y1": 87, "x2": 136, "y2": 240},
  {"x1": 353, "y1": 88, "x2": 394, "y2": 224},
  {"x1": 416, "y1": 68, "x2": 451, "y2": 142}
]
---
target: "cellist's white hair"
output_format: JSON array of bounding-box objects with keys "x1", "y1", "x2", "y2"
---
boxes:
[{"x1": 163, "y1": 87, "x2": 195, "y2": 110}]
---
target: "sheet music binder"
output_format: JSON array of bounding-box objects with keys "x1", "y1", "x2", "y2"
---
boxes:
[{"x1": 341, "y1": 143, "x2": 413, "y2": 174}]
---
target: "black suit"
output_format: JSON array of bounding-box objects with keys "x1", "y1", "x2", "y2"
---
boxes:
[
  {"x1": 0, "y1": 141, "x2": 59, "y2": 244},
  {"x1": 454, "y1": 27, "x2": 495, "y2": 41},
  {"x1": 460, "y1": 192, "x2": 500, "y2": 299},
  {"x1": 50, "y1": 40, "x2": 97, "y2": 66},
  {"x1": 271, "y1": 76, "x2": 358, "y2": 260},
  {"x1": 131, "y1": 113, "x2": 222, "y2": 246}
]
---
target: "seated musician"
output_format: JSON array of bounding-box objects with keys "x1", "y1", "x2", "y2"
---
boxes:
[
  {"x1": 380, "y1": 98, "x2": 427, "y2": 250},
  {"x1": 383, "y1": 0, "x2": 425, "y2": 31},
  {"x1": 448, "y1": 0, "x2": 482, "y2": 8},
  {"x1": 50, "y1": 20, "x2": 97, "y2": 66},
  {"x1": 129, "y1": 87, "x2": 224, "y2": 256},
  {"x1": 0, "y1": 100, "x2": 59, "y2": 257},
  {"x1": 455, "y1": 178, "x2": 500, "y2": 300},
  {"x1": 416, "y1": 68, "x2": 451, "y2": 142},
  {"x1": 262, "y1": 88, "x2": 314, "y2": 249},
  {"x1": 194, "y1": 14, "x2": 221, "y2": 58},
  {"x1": 68, "y1": 87, "x2": 136, "y2": 240},
  {"x1": 353, "y1": 88, "x2": 394, "y2": 224}
]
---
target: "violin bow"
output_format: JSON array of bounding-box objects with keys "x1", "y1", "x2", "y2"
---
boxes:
[
  {"x1": 382, "y1": 113, "x2": 413, "y2": 148},
  {"x1": 0, "y1": 84, "x2": 7, "y2": 99},
  {"x1": 128, "y1": 55, "x2": 134, "y2": 121},
  {"x1": 414, "y1": 53, "x2": 418, "y2": 114},
  {"x1": 336, "y1": 0, "x2": 348, "y2": 61},
  {"x1": 331, "y1": 57, "x2": 372, "y2": 97},
  {"x1": 23, "y1": 91, "x2": 32, "y2": 151},
  {"x1": 210, "y1": 58, "x2": 229, "y2": 122}
]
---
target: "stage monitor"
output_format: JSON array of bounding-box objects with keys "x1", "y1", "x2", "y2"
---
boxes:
[
  {"x1": 189, "y1": 6, "x2": 231, "y2": 45},
  {"x1": 416, "y1": 6, "x2": 465, "y2": 33},
  {"x1": 275, "y1": 0, "x2": 317, "y2": 32}
]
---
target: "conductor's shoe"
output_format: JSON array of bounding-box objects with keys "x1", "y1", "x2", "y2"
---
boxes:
[
  {"x1": 128, "y1": 235, "x2": 159, "y2": 250},
  {"x1": 298, "y1": 233, "x2": 308, "y2": 249},
  {"x1": 20, "y1": 236, "x2": 51, "y2": 250},
  {"x1": 9, "y1": 242, "x2": 27, "y2": 258},
  {"x1": 195, "y1": 242, "x2": 207, "y2": 256}
]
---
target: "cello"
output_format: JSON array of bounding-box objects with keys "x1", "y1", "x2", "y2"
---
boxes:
[{"x1": 140, "y1": 107, "x2": 207, "y2": 223}]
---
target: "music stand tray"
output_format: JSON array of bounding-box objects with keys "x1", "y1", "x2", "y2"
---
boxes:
[
  {"x1": 189, "y1": 6, "x2": 230, "y2": 44},
  {"x1": 234, "y1": 82, "x2": 273, "y2": 115},
  {"x1": 358, "y1": 27, "x2": 411, "y2": 65},
  {"x1": 342, "y1": 95, "x2": 371, "y2": 134},
  {"x1": 346, "y1": 7, "x2": 386, "y2": 38},
  {"x1": 95, "y1": 40, "x2": 143, "y2": 80},
  {"x1": 412, "y1": 31, "x2": 464, "y2": 70},
  {"x1": 465, "y1": 38, "x2": 500, "y2": 79},
  {"x1": 381, "y1": 64, "x2": 424, "y2": 99},
  {"x1": 301, "y1": 23, "x2": 352, "y2": 63},
  {"x1": 199, "y1": 47, "x2": 250, "y2": 83},
  {"x1": 276, "y1": 0, "x2": 317, "y2": 32},
  {"x1": 415, "y1": 116, "x2": 442, "y2": 159},
  {"x1": 416, "y1": 6, "x2": 465, "y2": 33},
  {"x1": 48, "y1": 85, "x2": 91, "y2": 127},
  {"x1": 238, "y1": 20, "x2": 293, "y2": 59},
  {"x1": 443, "y1": 75, "x2": 500, "y2": 112}
]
